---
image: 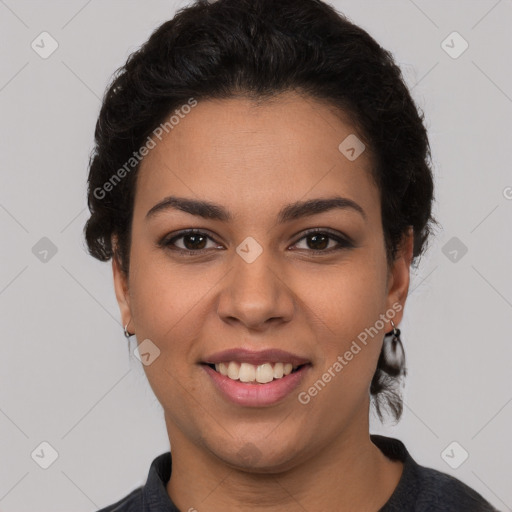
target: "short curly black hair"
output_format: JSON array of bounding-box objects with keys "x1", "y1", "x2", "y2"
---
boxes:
[{"x1": 84, "y1": 0, "x2": 438, "y2": 422}]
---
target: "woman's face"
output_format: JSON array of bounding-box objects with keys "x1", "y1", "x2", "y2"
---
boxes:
[{"x1": 113, "y1": 91, "x2": 413, "y2": 470}]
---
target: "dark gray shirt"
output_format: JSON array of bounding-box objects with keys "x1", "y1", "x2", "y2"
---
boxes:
[{"x1": 97, "y1": 435, "x2": 499, "y2": 511}]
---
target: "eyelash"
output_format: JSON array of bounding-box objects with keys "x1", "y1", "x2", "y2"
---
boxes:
[{"x1": 159, "y1": 228, "x2": 354, "y2": 256}]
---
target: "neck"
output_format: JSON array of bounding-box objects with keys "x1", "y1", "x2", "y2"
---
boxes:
[{"x1": 165, "y1": 411, "x2": 403, "y2": 511}]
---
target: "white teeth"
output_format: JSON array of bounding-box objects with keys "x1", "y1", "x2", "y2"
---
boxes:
[
  {"x1": 218, "y1": 362, "x2": 228, "y2": 376},
  {"x1": 213, "y1": 361, "x2": 300, "y2": 383},
  {"x1": 227, "y1": 361, "x2": 239, "y2": 379},
  {"x1": 256, "y1": 363, "x2": 274, "y2": 383},
  {"x1": 273, "y1": 362, "x2": 284, "y2": 379},
  {"x1": 239, "y1": 362, "x2": 256, "y2": 382}
]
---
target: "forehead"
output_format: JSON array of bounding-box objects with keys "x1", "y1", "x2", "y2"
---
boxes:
[{"x1": 135, "y1": 92, "x2": 380, "y2": 224}]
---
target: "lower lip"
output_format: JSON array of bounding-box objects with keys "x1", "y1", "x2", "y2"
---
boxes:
[{"x1": 202, "y1": 364, "x2": 310, "y2": 407}]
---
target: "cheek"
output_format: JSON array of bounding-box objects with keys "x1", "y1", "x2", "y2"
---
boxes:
[
  {"x1": 127, "y1": 250, "x2": 224, "y2": 382},
  {"x1": 311, "y1": 255, "x2": 387, "y2": 339},
  {"x1": 127, "y1": 260, "x2": 207, "y2": 416},
  {"x1": 306, "y1": 255, "x2": 388, "y2": 389},
  {"x1": 128, "y1": 241, "x2": 202, "y2": 332},
  {"x1": 297, "y1": 268, "x2": 388, "y2": 423}
]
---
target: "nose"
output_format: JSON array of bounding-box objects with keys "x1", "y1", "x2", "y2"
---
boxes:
[{"x1": 216, "y1": 244, "x2": 295, "y2": 331}]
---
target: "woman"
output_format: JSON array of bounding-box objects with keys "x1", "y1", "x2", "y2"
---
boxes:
[{"x1": 84, "y1": 0, "x2": 498, "y2": 510}]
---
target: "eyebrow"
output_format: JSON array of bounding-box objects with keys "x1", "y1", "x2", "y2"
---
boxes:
[{"x1": 145, "y1": 195, "x2": 367, "y2": 223}]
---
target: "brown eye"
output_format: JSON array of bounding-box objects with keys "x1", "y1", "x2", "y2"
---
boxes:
[
  {"x1": 159, "y1": 228, "x2": 353, "y2": 256},
  {"x1": 180, "y1": 233, "x2": 208, "y2": 250},
  {"x1": 160, "y1": 229, "x2": 221, "y2": 254},
  {"x1": 305, "y1": 233, "x2": 330, "y2": 250},
  {"x1": 292, "y1": 229, "x2": 354, "y2": 253}
]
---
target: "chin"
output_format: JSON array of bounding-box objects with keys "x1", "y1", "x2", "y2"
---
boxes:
[{"x1": 210, "y1": 438, "x2": 307, "y2": 474}]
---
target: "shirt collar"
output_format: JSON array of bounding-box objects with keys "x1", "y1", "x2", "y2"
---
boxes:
[
  {"x1": 141, "y1": 451, "x2": 179, "y2": 511},
  {"x1": 140, "y1": 436, "x2": 414, "y2": 511}
]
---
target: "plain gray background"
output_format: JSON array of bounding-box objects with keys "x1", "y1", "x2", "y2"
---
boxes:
[{"x1": 1, "y1": 0, "x2": 511, "y2": 510}]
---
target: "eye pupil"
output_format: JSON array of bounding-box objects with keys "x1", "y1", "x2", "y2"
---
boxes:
[
  {"x1": 184, "y1": 234, "x2": 207, "y2": 250},
  {"x1": 307, "y1": 233, "x2": 329, "y2": 250}
]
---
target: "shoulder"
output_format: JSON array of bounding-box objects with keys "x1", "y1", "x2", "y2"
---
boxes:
[
  {"x1": 412, "y1": 464, "x2": 498, "y2": 511},
  {"x1": 371, "y1": 435, "x2": 498, "y2": 512},
  {"x1": 96, "y1": 486, "x2": 143, "y2": 512},
  {"x1": 95, "y1": 451, "x2": 173, "y2": 511}
]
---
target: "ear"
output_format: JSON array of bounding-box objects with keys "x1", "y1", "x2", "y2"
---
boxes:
[
  {"x1": 385, "y1": 226, "x2": 414, "y2": 326},
  {"x1": 112, "y1": 253, "x2": 132, "y2": 331}
]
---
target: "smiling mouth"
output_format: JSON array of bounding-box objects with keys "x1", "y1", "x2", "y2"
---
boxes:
[{"x1": 204, "y1": 361, "x2": 308, "y2": 384}]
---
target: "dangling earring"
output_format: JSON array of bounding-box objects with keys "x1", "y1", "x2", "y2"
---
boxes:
[
  {"x1": 124, "y1": 320, "x2": 134, "y2": 338},
  {"x1": 382, "y1": 320, "x2": 405, "y2": 375},
  {"x1": 386, "y1": 319, "x2": 400, "y2": 345}
]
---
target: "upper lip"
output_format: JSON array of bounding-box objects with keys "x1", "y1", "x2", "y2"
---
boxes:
[{"x1": 202, "y1": 348, "x2": 310, "y2": 367}]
